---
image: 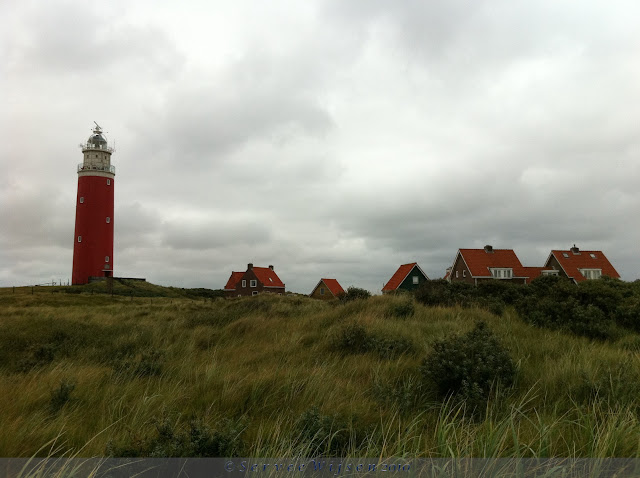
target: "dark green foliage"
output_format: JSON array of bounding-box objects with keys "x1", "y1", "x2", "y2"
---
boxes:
[
  {"x1": 107, "y1": 416, "x2": 245, "y2": 457},
  {"x1": 295, "y1": 407, "x2": 360, "y2": 456},
  {"x1": 516, "y1": 275, "x2": 626, "y2": 340},
  {"x1": 415, "y1": 280, "x2": 477, "y2": 307},
  {"x1": 49, "y1": 379, "x2": 75, "y2": 414},
  {"x1": 476, "y1": 280, "x2": 526, "y2": 305},
  {"x1": 331, "y1": 323, "x2": 416, "y2": 359},
  {"x1": 386, "y1": 297, "x2": 415, "y2": 318},
  {"x1": 338, "y1": 287, "x2": 371, "y2": 302},
  {"x1": 614, "y1": 299, "x2": 640, "y2": 333},
  {"x1": 420, "y1": 322, "x2": 516, "y2": 411}
]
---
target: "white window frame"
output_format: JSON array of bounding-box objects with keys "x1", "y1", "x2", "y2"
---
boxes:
[
  {"x1": 107, "y1": 179, "x2": 111, "y2": 185},
  {"x1": 79, "y1": 197, "x2": 84, "y2": 203},
  {"x1": 456, "y1": 271, "x2": 459, "y2": 278},
  {"x1": 463, "y1": 270, "x2": 466, "y2": 278},
  {"x1": 252, "y1": 291, "x2": 258, "y2": 296},
  {"x1": 412, "y1": 276, "x2": 419, "y2": 285},
  {"x1": 490, "y1": 268, "x2": 513, "y2": 279},
  {"x1": 250, "y1": 279, "x2": 257, "y2": 287},
  {"x1": 106, "y1": 217, "x2": 110, "y2": 223},
  {"x1": 105, "y1": 256, "x2": 110, "y2": 263},
  {"x1": 77, "y1": 236, "x2": 82, "y2": 242},
  {"x1": 541, "y1": 270, "x2": 559, "y2": 276},
  {"x1": 241, "y1": 280, "x2": 246, "y2": 288},
  {"x1": 580, "y1": 268, "x2": 602, "y2": 280}
]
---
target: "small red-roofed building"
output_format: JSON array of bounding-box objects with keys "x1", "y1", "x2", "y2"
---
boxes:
[
  {"x1": 449, "y1": 245, "x2": 537, "y2": 285},
  {"x1": 310, "y1": 278, "x2": 345, "y2": 300},
  {"x1": 382, "y1": 263, "x2": 429, "y2": 293},
  {"x1": 223, "y1": 263, "x2": 285, "y2": 298},
  {"x1": 544, "y1": 245, "x2": 620, "y2": 283}
]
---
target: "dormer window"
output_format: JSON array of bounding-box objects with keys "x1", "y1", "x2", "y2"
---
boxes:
[
  {"x1": 490, "y1": 268, "x2": 513, "y2": 279},
  {"x1": 580, "y1": 269, "x2": 602, "y2": 280}
]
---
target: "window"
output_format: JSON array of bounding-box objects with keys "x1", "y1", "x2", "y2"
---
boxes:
[
  {"x1": 456, "y1": 271, "x2": 459, "y2": 278},
  {"x1": 580, "y1": 269, "x2": 602, "y2": 280},
  {"x1": 242, "y1": 280, "x2": 246, "y2": 288},
  {"x1": 412, "y1": 276, "x2": 419, "y2": 284},
  {"x1": 79, "y1": 197, "x2": 84, "y2": 203},
  {"x1": 252, "y1": 291, "x2": 258, "y2": 296},
  {"x1": 463, "y1": 270, "x2": 466, "y2": 277},
  {"x1": 107, "y1": 179, "x2": 111, "y2": 185},
  {"x1": 563, "y1": 253, "x2": 569, "y2": 258},
  {"x1": 541, "y1": 270, "x2": 558, "y2": 276},
  {"x1": 590, "y1": 253, "x2": 597, "y2": 259},
  {"x1": 490, "y1": 268, "x2": 513, "y2": 279},
  {"x1": 105, "y1": 256, "x2": 110, "y2": 262},
  {"x1": 320, "y1": 287, "x2": 325, "y2": 295},
  {"x1": 106, "y1": 217, "x2": 110, "y2": 223},
  {"x1": 77, "y1": 236, "x2": 82, "y2": 242},
  {"x1": 250, "y1": 280, "x2": 257, "y2": 287}
]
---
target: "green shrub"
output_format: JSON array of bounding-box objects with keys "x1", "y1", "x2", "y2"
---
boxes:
[
  {"x1": 107, "y1": 416, "x2": 245, "y2": 457},
  {"x1": 568, "y1": 304, "x2": 615, "y2": 341},
  {"x1": 295, "y1": 407, "x2": 360, "y2": 456},
  {"x1": 420, "y1": 322, "x2": 516, "y2": 412},
  {"x1": 331, "y1": 324, "x2": 416, "y2": 359},
  {"x1": 338, "y1": 287, "x2": 371, "y2": 302},
  {"x1": 386, "y1": 298, "x2": 415, "y2": 318}
]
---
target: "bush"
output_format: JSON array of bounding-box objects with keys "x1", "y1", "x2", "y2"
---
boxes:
[
  {"x1": 338, "y1": 287, "x2": 371, "y2": 302},
  {"x1": 568, "y1": 304, "x2": 614, "y2": 341},
  {"x1": 420, "y1": 322, "x2": 516, "y2": 412},
  {"x1": 331, "y1": 323, "x2": 415, "y2": 359},
  {"x1": 107, "y1": 416, "x2": 245, "y2": 457},
  {"x1": 295, "y1": 407, "x2": 360, "y2": 456},
  {"x1": 386, "y1": 297, "x2": 415, "y2": 318}
]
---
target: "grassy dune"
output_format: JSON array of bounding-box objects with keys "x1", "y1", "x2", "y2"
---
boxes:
[{"x1": 0, "y1": 283, "x2": 639, "y2": 457}]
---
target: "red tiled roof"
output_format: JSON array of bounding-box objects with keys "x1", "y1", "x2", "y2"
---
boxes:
[
  {"x1": 522, "y1": 266, "x2": 556, "y2": 284},
  {"x1": 224, "y1": 271, "x2": 244, "y2": 290},
  {"x1": 549, "y1": 249, "x2": 620, "y2": 282},
  {"x1": 382, "y1": 263, "x2": 422, "y2": 291},
  {"x1": 320, "y1": 278, "x2": 345, "y2": 297},
  {"x1": 252, "y1": 267, "x2": 285, "y2": 288},
  {"x1": 458, "y1": 249, "x2": 529, "y2": 278}
]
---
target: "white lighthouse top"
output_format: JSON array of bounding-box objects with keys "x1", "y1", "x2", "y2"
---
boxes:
[{"x1": 81, "y1": 122, "x2": 114, "y2": 153}]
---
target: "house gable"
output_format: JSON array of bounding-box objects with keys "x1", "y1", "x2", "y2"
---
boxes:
[
  {"x1": 382, "y1": 263, "x2": 429, "y2": 293},
  {"x1": 545, "y1": 247, "x2": 620, "y2": 283},
  {"x1": 310, "y1": 278, "x2": 345, "y2": 300}
]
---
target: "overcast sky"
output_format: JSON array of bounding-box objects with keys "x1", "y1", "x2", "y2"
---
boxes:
[{"x1": 2, "y1": 0, "x2": 639, "y2": 293}]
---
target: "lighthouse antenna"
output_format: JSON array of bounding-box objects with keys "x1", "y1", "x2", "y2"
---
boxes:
[{"x1": 93, "y1": 121, "x2": 102, "y2": 133}]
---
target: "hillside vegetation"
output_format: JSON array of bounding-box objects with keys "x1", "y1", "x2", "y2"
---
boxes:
[{"x1": 1, "y1": 281, "x2": 639, "y2": 457}]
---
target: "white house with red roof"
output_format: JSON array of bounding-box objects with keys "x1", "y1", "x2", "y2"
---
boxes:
[
  {"x1": 223, "y1": 263, "x2": 285, "y2": 298},
  {"x1": 309, "y1": 278, "x2": 345, "y2": 300},
  {"x1": 448, "y1": 245, "x2": 556, "y2": 285},
  {"x1": 382, "y1": 262, "x2": 429, "y2": 293},
  {"x1": 544, "y1": 245, "x2": 620, "y2": 283}
]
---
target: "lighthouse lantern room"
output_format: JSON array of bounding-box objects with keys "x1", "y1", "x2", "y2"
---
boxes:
[{"x1": 72, "y1": 123, "x2": 115, "y2": 285}]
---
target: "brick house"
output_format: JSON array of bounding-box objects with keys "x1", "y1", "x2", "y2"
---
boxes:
[
  {"x1": 382, "y1": 263, "x2": 429, "y2": 293},
  {"x1": 544, "y1": 245, "x2": 620, "y2": 283},
  {"x1": 309, "y1": 278, "x2": 345, "y2": 300},
  {"x1": 223, "y1": 263, "x2": 285, "y2": 298},
  {"x1": 448, "y1": 245, "x2": 556, "y2": 285}
]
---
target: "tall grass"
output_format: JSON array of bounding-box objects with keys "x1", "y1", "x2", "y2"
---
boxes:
[{"x1": 1, "y1": 288, "x2": 639, "y2": 457}]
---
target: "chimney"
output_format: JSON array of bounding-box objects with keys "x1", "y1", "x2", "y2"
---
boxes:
[
  {"x1": 247, "y1": 263, "x2": 253, "y2": 270},
  {"x1": 484, "y1": 245, "x2": 493, "y2": 253},
  {"x1": 570, "y1": 245, "x2": 580, "y2": 254},
  {"x1": 268, "y1": 265, "x2": 274, "y2": 270}
]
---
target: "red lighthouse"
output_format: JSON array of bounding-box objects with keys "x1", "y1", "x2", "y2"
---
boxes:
[{"x1": 72, "y1": 123, "x2": 115, "y2": 285}]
